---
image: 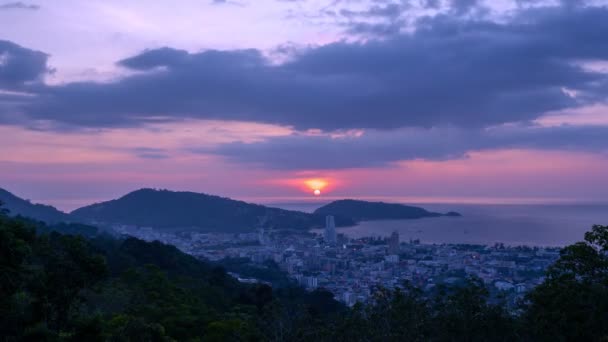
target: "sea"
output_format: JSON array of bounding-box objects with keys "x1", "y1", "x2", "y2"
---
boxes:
[{"x1": 269, "y1": 202, "x2": 608, "y2": 247}]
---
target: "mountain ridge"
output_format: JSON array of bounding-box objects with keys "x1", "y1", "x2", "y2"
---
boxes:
[
  {"x1": 1, "y1": 187, "x2": 459, "y2": 232},
  {"x1": 0, "y1": 187, "x2": 71, "y2": 223},
  {"x1": 71, "y1": 188, "x2": 355, "y2": 232}
]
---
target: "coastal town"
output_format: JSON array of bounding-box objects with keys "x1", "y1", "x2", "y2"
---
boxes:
[{"x1": 112, "y1": 215, "x2": 561, "y2": 307}]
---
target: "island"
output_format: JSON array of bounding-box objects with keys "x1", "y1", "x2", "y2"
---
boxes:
[{"x1": 314, "y1": 199, "x2": 461, "y2": 222}]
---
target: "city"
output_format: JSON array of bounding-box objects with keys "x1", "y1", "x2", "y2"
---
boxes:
[{"x1": 112, "y1": 215, "x2": 560, "y2": 307}]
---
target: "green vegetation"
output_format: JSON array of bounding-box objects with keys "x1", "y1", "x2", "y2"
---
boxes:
[
  {"x1": 314, "y1": 199, "x2": 461, "y2": 222},
  {"x1": 0, "y1": 204, "x2": 343, "y2": 341},
  {"x1": 218, "y1": 258, "x2": 294, "y2": 288},
  {"x1": 71, "y1": 188, "x2": 355, "y2": 232},
  {"x1": 2, "y1": 201, "x2": 608, "y2": 341}
]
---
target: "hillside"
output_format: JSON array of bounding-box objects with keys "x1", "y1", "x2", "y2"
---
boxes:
[
  {"x1": 71, "y1": 188, "x2": 354, "y2": 232},
  {"x1": 0, "y1": 187, "x2": 71, "y2": 223},
  {"x1": 314, "y1": 199, "x2": 461, "y2": 221},
  {"x1": 0, "y1": 210, "x2": 343, "y2": 341}
]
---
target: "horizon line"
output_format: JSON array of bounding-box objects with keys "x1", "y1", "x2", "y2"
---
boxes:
[{"x1": 23, "y1": 194, "x2": 608, "y2": 213}]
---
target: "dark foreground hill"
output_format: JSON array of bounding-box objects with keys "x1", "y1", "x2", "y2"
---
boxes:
[
  {"x1": 314, "y1": 199, "x2": 461, "y2": 221},
  {"x1": 0, "y1": 207, "x2": 343, "y2": 341},
  {"x1": 71, "y1": 188, "x2": 354, "y2": 232},
  {"x1": 0, "y1": 187, "x2": 71, "y2": 223}
]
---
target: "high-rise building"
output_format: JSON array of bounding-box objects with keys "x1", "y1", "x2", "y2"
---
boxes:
[
  {"x1": 325, "y1": 215, "x2": 337, "y2": 245},
  {"x1": 257, "y1": 227, "x2": 266, "y2": 245},
  {"x1": 388, "y1": 231, "x2": 399, "y2": 255}
]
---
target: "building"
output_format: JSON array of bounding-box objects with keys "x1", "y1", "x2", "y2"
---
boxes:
[
  {"x1": 495, "y1": 280, "x2": 514, "y2": 291},
  {"x1": 300, "y1": 276, "x2": 318, "y2": 289},
  {"x1": 388, "y1": 231, "x2": 400, "y2": 255},
  {"x1": 257, "y1": 227, "x2": 266, "y2": 245},
  {"x1": 385, "y1": 254, "x2": 399, "y2": 263},
  {"x1": 325, "y1": 215, "x2": 337, "y2": 245}
]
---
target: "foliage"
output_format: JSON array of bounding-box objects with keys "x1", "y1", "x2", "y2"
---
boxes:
[
  {"x1": 0, "y1": 212, "x2": 342, "y2": 341},
  {"x1": 219, "y1": 258, "x2": 295, "y2": 287},
  {"x1": 523, "y1": 224, "x2": 608, "y2": 341}
]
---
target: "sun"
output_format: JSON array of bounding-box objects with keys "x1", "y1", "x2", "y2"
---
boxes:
[{"x1": 304, "y1": 179, "x2": 328, "y2": 196}]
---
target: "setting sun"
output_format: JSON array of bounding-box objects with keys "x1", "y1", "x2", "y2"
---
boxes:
[{"x1": 314, "y1": 189, "x2": 321, "y2": 196}]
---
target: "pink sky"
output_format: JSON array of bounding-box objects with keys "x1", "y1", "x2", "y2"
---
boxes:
[{"x1": 2, "y1": 120, "x2": 607, "y2": 211}]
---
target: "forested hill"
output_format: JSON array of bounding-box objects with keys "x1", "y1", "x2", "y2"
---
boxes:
[
  {"x1": 0, "y1": 206, "x2": 344, "y2": 341},
  {"x1": 0, "y1": 187, "x2": 71, "y2": 223},
  {"x1": 314, "y1": 199, "x2": 461, "y2": 221},
  {"x1": 71, "y1": 188, "x2": 354, "y2": 232}
]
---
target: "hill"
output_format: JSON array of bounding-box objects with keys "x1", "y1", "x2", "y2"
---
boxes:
[
  {"x1": 0, "y1": 187, "x2": 71, "y2": 223},
  {"x1": 0, "y1": 209, "x2": 343, "y2": 341},
  {"x1": 314, "y1": 199, "x2": 461, "y2": 221},
  {"x1": 71, "y1": 188, "x2": 354, "y2": 232}
]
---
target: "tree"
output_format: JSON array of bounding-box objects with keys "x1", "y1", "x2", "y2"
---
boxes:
[
  {"x1": 432, "y1": 278, "x2": 517, "y2": 341},
  {"x1": 524, "y1": 225, "x2": 608, "y2": 340},
  {"x1": 0, "y1": 200, "x2": 9, "y2": 216}
]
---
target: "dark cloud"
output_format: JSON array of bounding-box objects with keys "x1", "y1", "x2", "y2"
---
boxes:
[
  {"x1": 345, "y1": 20, "x2": 404, "y2": 36},
  {"x1": 420, "y1": 0, "x2": 441, "y2": 9},
  {"x1": 117, "y1": 47, "x2": 189, "y2": 70},
  {"x1": 340, "y1": 2, "x2": 408, "y2": 19},
  {"x1": 337, "y1": 0, "x2": 488, "y2": 36},
  {"x1": 338, "y1": 1, "x2": 410, "y2": 37},
  {"x1": 449, "y1": 0, "x2": 480, "y2": 15},
  {"x1": 15, "y1": 4, "x2": 608, "y2": 132},
  {"x1": 0, "y1": 40, "x2": 50, "y2": 90},
  {"x1": 0, "y1": 2, "x2": 39, "y2": 10},
  {"x1": 0, "y1": 0, "x2": 602, "y2": 141},
  {"x1": 210, "y1": 124, "x2": 608, "y2": 169}
]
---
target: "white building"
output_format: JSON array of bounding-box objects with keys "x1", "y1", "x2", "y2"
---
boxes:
[{"x1": 385, "y1": 254, "x2": 400, "y2": 263}]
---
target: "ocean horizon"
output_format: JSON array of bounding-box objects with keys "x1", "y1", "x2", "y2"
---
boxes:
[
  {"x1": 276, "y1": 202, "x2": 608, "y2": 247},
  {"x1": 27, "y1": 195, "x2": 608, "y2": 247}
]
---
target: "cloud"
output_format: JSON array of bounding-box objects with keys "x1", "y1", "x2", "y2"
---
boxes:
[
  {"x1": 209, "y1": 124, "x2": 608, "y2": 169},
  {"x1": 0, "y1": 2, "x2": 39, "y2": 10},
  {"x1": 132, "y1": 147, "x2": 170, "y2": 159},
  {"x1": 421, "y1": 0, "x2": 441, "y2": 9},
  {"x1": 332, "y1": 0, "x2": 489, "y2": 37},
  {"x1": 449, "y1": 0, "x2": 481, "y2": 15},
  {"x1": 210, "y1": 0, "x2": 246, "y2": 6},
  {"x1": 0, "y1": 40, "x2": 50, "y2": 90},
  {"x1": 6, "y1": 2, "x2": 608, "y2": 134},
  {"x1": 338, "y1": 1, "x2": 410, "y2": 37},
  {"x1": 117, "y1": 47, "x2": 190, "y2": 70}
]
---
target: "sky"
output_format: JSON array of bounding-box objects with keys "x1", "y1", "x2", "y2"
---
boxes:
[{"x1": 1, "y1": 0, "x2": 608, "y2": 211}]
